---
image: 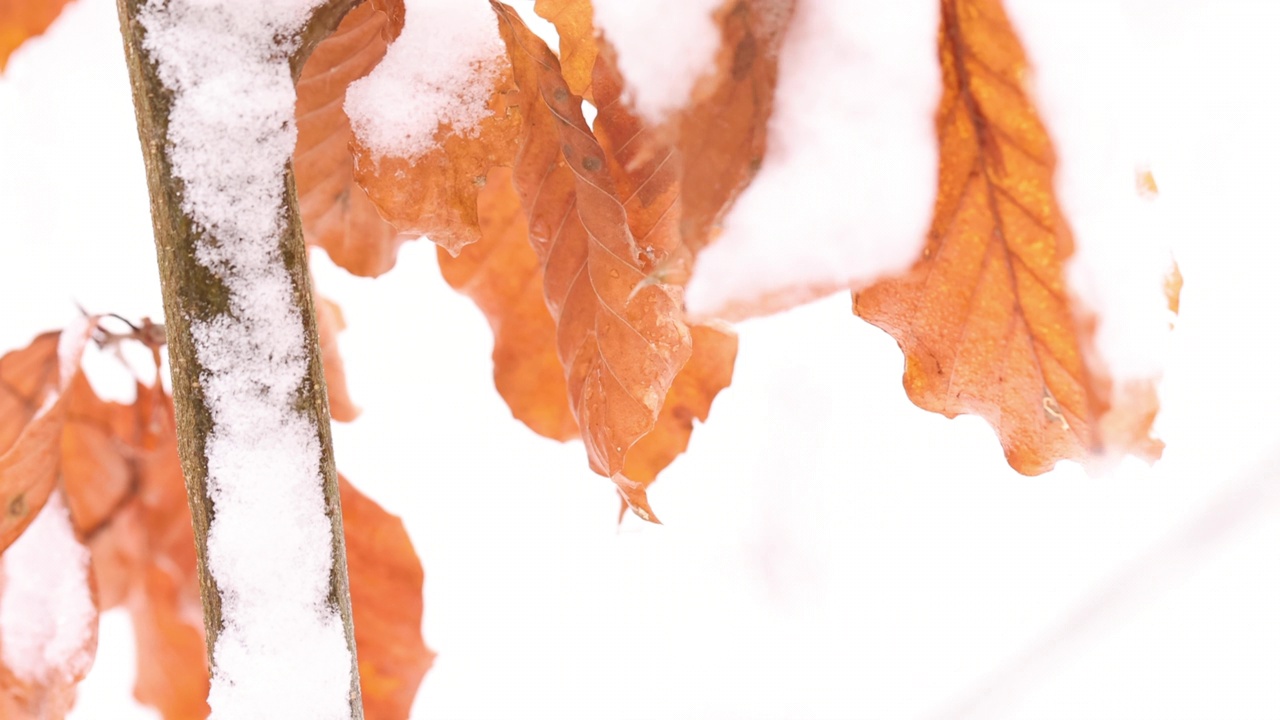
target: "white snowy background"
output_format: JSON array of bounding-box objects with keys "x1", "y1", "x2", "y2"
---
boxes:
[{"x1": 2, "y1": 0, "x2": 1280, "y2": 718}]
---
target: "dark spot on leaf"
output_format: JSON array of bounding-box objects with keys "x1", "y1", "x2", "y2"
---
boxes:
[
  {"x1": 553, "y1": 86, "x2": 569, "y2": 103},
  {"x1": 8, "y1": 494, "x2": 25, "y2": 517},
  {"x1": 732, "y1": 33, "x2": 757, "y2": 80},
  {"x1": 582, "y1": 156, "x2": 602, "y2": 172}
]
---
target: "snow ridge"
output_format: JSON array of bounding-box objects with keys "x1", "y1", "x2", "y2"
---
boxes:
[{"x1": 139, "y1": 0, "x2": 352, "y2": 717}]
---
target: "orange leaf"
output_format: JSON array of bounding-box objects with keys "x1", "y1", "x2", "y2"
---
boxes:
[
  {"x1": 295, "y1": 0, "x2": 409, "y2": 278},
  {"x1": 677, "y1": 0, "x2": 794, "y2": 256},
  {"x1": 85, "y1": 385, "x2": 432, "y2": 718},
  {"x1": 854, "y1": 0, "x2": 1162, "y2": 474},
  {"x1": 339, "y1": 475, "x2": 432, "y2": 719},
  {"x1": 0, "y1": 0, "x2": 74, "y2": 71},
  {"x1": 623, "y1": 324, "x2": 737, "y2": 489},
  {"x1": 78, "y1": 381, "x2": 209, "y2": 718},
  {"x1": 438, "y1": 167, "x2": 578, "y2": 442},
  {"x1": 316, "y1": 290, "x2": 361, "y2": 422},
  {"x1": 350, "y1": 16, "x2": 522, "y2": 256},
  {"x1": 0, "y1": 323, "x2": 92, "y2": 554},
  {"x1": 533, "y1": 0, "x2": 596, "y2": 100},
  {"x1": 60, "y1": 373, "x2": 137, "y2": 538},
  {"x1": 591, "y1": 47, "x2": 740, "y2": 503},
  {"x1": 492, "y1": 2, "x2": 692, "y2": 517}
]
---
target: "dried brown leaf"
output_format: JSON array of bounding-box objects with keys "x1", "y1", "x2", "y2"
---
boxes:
[
  {"x1": 677, "y1": 0, "x2": 794, "y2": 256},
  {"x1": 623, "y1": 324, "x2": 737, "y2": 488},
  {"x1": 295, "y1": 0, "x2": 409, "y2": 278},
  {"x1": 0, "y1": 323, "x2": 93, "y2": 554},
  {"x1": 854, "y1": 0, "x2": 1162, "y2": 474},
  {"x1": 492, "y1": 1, "x2": 692, "y2": 518},
  {"x1": 350, "y1": 16, "x2": 522, "y2": 257},
  {"x1": 340, "y1": 475, "x2": 433, "y2": 719},
  {"x1": 438, "y1": 167, "x2": 578, "y2": 442},
  {"x1": 533, "y1": 0, "x2": 596, "y2": 100}
]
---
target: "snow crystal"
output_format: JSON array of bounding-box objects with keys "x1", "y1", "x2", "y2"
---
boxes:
[
  {"x1": 1003, "y1": 0, "x2": 1174, "y2": 382},
  {"x1": 0, "y1": 493, "x2": 96, "y2": 684},
  {"x1": 139, "y1": 0, "x2": 352, "y2": 716},
  {"x1": 593, "y1": 0, "x2": 722, "y2": 124},
  {"x1": 344, "y1": 0, "x2": 504, "y2": 159},
  {"x1": 684, "y1": 0, "x2": 939, "y2": 320}
]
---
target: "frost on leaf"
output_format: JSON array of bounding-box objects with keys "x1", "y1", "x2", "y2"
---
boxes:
[
  {"x1": 438, "y1": 167, "x2": 578, "y2": 442},
  {"x1": 295, "y1": 0, "x2": 409, "y2": 278},
  {"x1": 0, "y1": 0, "x2": 74, "y2": 71},
  {"x1": 339, "y1": 475, "x2": 433, "y2": 720},
  {"x1": 347, "y1": 0, "x2": 520, "y2": 257},
  {"x1": 492, "y1": 2, "x2": 693, "y2": 517},
  {"x1": 854, "y1": 0, "x2": 1162, "y2": 474},
  {"x1": 533, "y1": 0, "x2": 596, "y2": 100}
]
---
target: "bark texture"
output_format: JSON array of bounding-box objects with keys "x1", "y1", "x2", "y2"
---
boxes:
[{"x1": 113, "y1": 0, "x2": 363, "y2": 714}]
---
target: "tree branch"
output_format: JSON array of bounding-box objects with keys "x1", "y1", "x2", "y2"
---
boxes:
[{"x1": 114, "y1": 0, "x2": 364, "y2": 714}]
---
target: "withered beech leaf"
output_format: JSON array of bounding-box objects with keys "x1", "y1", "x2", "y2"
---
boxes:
[
  {"x1": 78, "y1": 379, "x2": 209, "y2": 719},
  {"x1": 60, "y1": 373, "x2": 137, "y2": 538},
  {"x1": 438, "y1": 167, "x2": 578, "y2": 442},
  {"x1": 533, "y1": 0, "x2": 596, "y2": 100},
  {"x1": 0, "y1": 321, "x2": 94, "y2": 554},
  {"x1": 592, "y1": 47, "x2": 740, "y2": 499},
  {"x1": 677, "y1": 0, "x2": 795, "y2": 256},
  {"x1": 854, "y1": 0, "x2": 1162, "y2": 474},
  {"x1": 350, "y1": 15, "x2": 521, "y2": 257},
  {"x1": 623, "y1": 324, "x2": 737, "y2": 488},
  {"x1": 316, "y1": 290, "x2": 361, "y2": 422},
  {"x1": 492, "y1": 1, "x2": 692, "y2": 520},
  {"x1": 295, "y1": 0, "x2": 409, "y2": 278},
  {"x1": 0, "y1": 0, "x2": 75, "y2": 71},
  {"x1": 339, "y1": 475, "x2": 433, "y2": 720}
]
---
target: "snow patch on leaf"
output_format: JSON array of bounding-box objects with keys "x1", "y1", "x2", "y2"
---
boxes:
[
  {"x1": 345, "y1": 0, "x2": 505, "y2": 159},
  {"x1": 1004, "y1": 0, "x2": 1176, "y2": 383},
  {"x1": 0, "y1": 492, "x2": 95, "y2": 685},
  {"x1": 593, "y1": 0, "x2": 722, "y2": 123},
  {"x1": 685, "y1": 0, "x2": 939, "y2": 320}
]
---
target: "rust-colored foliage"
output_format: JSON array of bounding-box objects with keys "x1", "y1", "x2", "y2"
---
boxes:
[
  {"x1": 677, "y1": 0, "x2": 794, "y2": 256},
  {"x1": 295, "y1": 0, "x2": 408, "y2": 278},
  {"x1": 1, "y1": 321, "x2": 430, "y2": 718},
  {"x1": 533, "y1": 0, "x2": 596, "y2": 100},
  {"x1": 339, "y1": 475, "x2": 433, "y2": 719},
  {"x1": 493, "y1": 1, "x2": 693, "y2": 517},
  {"x1": 316, "y1": 290, "x2": 360, "y2": 422},
  {"x1": 623, "y1": 324, "x2": 737, "y2": 489},
  {"x1": 438, "y1": 167, "x2": 578, "y2": 442},
  {"x1": 0, "y1": 324, "x2": 92, "y2": 553},
  {"x1": 349, "y1": 12, "x2": 522, "y2": 257},
  {"x1": 0, "y1": 0, "x2": 73, "y2": 70},
  {"x1": 855, "y1": 0, "x2": 1162, "y2": 474},
  {"x1": 590, "y1": 44, "x2": 741, "y2": 495}
]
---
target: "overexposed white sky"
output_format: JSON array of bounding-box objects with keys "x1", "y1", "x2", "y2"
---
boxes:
[{"x1": 3, "y1": 0, "x2": 1280, "y2": 718}]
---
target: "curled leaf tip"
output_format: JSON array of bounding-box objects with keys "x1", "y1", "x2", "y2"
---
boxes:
[{"x1": 613, "y1": 475, "x2": 660, "y2": 524}]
